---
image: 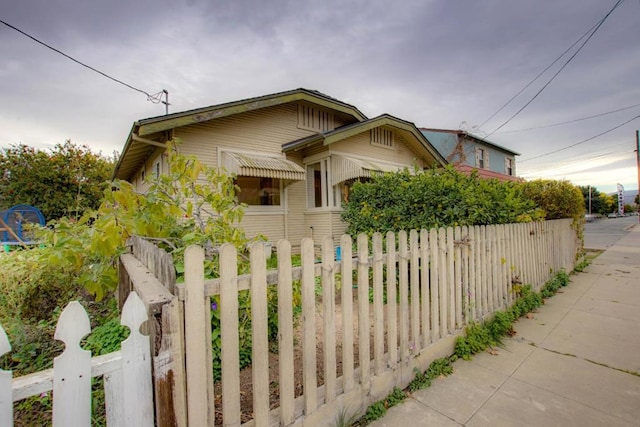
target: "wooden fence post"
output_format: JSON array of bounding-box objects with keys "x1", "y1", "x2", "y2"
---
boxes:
[
  {"x1": 53, "y1": 301, "x2": 91, "y2": 427},
  {"x1": 372, "y1": 233, "x2": 384, "y2": 375},
  {"x1": 409, "y1": 230, "x2": 420, "y2": 352},
  {"x1": 250, "y1": 242, "x2": 270, "y2": 426},
  {"x1": 277, "y1": 239, "x2": 295, "y2": 424},
  {"x1": 219, "y1": 243, "x2": 241, "y2": 426},
  {"x1": 322, "y1": 237, "x2": 337, "y2": 401},
  {"x1": 429, "y1": 228, "x2": 439, "y2": 342},
  {"x1": 386, "y1": 232, "x2": 398, "y2": 366},
  {"x1": 121, "y1": 292, "x2": 154, "y2": 427},
  {"x1": 454, "y1": 226, "x2": 463, "y2": 329},
  {"x1": 341, "y1": 235, "x2": 355, "y2": 390},
  {"x1": 419, "y1": 229, "x2": 430, "y2": 348},
  {"x1": 397, "y1": 231, "x2": 409, "y2": 361},
  {"x1": 301, "y1": 237, "x2": 317, "y2": 415},
  {"x1": 184, "y1": 245, "x2": 211, "y2": 426},
  {"x1": 154, "y1": 297, "x2": 187, "y2": 427},
  {"x1": 438, "y1": 228, "x2": 448, "y2": 337},
  {"x1": 357, "y1": 234, "x2": 371, "y2": 389}
]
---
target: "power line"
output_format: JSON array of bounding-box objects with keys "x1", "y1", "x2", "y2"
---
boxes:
[
  {"x1": 479, "y1": 20, "x2": 598, "y2": 129},
  {"x1": 497, "y1": 103, "x2": 640, "y2": 134},
  {"x1": 485, "y1": 0, "x2": 625, "y2": 137},
  {"x1": 521, "y1": 149, "x2": 632, "y2": 174},
  {"x1": 0, "y1": 18, "x2": 169, "y2": 108},
  {"x1": 519, "y1": 114, "x2": 640, "y2": 163}
]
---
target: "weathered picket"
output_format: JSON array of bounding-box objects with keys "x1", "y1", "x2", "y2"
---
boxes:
[
  {"x1": 169, "y1": 218, "x2": 578, "y2": 426},
  {"x1": 3, "y1": 292, "x2": 153, "y2": 427}
]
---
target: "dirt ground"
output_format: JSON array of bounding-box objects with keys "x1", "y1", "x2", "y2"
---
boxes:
[{"x1": 213, "y1": 289, "x2": 382, "y2": 425}]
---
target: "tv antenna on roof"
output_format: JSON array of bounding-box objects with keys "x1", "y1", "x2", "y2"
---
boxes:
[{"x1": 148, "y1": 90, "x2": 170, "y2": 114}]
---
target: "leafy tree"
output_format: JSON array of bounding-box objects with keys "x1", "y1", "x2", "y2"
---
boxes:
[
  {"x1": 600, "y1": 193, "x2": 615, "y2": 214},
  {"x1": 35, "y1": 139, "x2": 250, "y2": 299},
  {"x1": 0, "y1": 141, "x2": 114, "y2": 221},
  {"x1": 3, "y1": 140, "x2": 277, "y2": 390},
  {"x1": 578, "y1": 186, "x2": 619, "y2": 215}
]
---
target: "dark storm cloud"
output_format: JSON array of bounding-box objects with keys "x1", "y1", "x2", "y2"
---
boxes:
[{"x1": 1, "y1": 0, "x2": 638, "y2": 189}]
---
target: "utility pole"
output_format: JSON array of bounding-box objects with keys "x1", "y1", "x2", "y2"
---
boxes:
[{"x1": 636, "y1": 130, "x2": 640, "y2": 222}]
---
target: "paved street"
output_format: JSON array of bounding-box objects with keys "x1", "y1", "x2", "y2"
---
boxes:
[
  {"x1": 371, "y1": 224, "x2": 640, "y2": 426},
  {"x1": 584, "y1": 215, "x2": 638, "y2": 250}
]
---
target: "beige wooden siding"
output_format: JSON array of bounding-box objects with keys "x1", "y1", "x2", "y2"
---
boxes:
[
  {"x1": 304, "y1": 211, "x2": 332, "y2": 242},
  {"x1": 283, "y1": 151, "x2": 309, "y2": 245},
  {"x1": 330, "y1": 212, "x2": 348, "y2": 241},
  {"x1": 302, "y1": 211, "x2": 348, "y2": 252},
  {"x1": 132, "y1": 148, "x2": 166, "y2": 193},
  {"x1": 174, "y1": 104, "x2": 319, "y2": 168},
  {"x1": 240, "y1": 214, "x2": 286, "y2": 242},
  {"x1": 330, "y1": 131, "x2": 425, "y2": 167}
]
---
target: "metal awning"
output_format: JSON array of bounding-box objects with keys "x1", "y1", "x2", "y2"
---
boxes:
[
  {"x1": 221, "y1": 151, "x2": 306, "y2": 180},
  {"x1": 331, "y1": 155, "x2": 409, "y2": 185}
]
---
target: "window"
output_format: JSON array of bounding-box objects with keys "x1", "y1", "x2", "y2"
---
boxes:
[
  {"x1": 370, "y1": 128, "x2": 394, "y2": 148},
  {"x1": 154, "y1": 161, "x2": 161, "y2": 178},
  {"x1": 236, "y1": 177, "x2": 281, "y2": 206},
  {"x1": 298, "y1": 104, "x2": 334, "y2": 132},
  {"x1": 141, "y1": 168, "x2": 146, "y2": 181},
  {"x1": 505, "y1": 158, "x2": 514, "y2": 176},
  {"x1": 307, "y1": 159, "x2": 338, "y2": 208},
  {"x1": 476, "y1": 147, "x2": 488, "y2": 169}
]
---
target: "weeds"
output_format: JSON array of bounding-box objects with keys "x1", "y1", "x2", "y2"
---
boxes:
[
  {"x1": 455, "y1": 271, "x2": 567, "y2": 361},
  {"x1": 334, "y1": 406, "x2": 359, "y2": 427}
]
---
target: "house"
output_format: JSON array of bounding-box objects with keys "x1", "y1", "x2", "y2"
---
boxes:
[
  {"x1": 113, "y1": 88, "x2": 447, "y2": 245},
  {"x1": 419, "y1": 128, "x2": 519, "y2": 181}
]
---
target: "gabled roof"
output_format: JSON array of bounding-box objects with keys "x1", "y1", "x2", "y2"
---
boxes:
[
  {"x1": 113, "y1": 88, "x2": 368, "y2": 180},
  {"x1": 283, "y1": 114, "x2": 447, "y2": 166},
  {"x1": 419, "y1": 128, "x2": 520, "y2": 156},
  {"x1": 135, "y1": 88, "x2": 367, "y2": 137}
]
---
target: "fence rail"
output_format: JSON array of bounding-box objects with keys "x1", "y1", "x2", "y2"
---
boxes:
[
  {"x1": 173, "y1": 219, "x2": 578, "y2": 426},
  {"x1": 2, "y1": 292, "x2": 154, "y2": 427}
]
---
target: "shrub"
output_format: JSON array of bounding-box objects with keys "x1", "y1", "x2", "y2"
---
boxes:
[
  {"x1": 522, "y1": 179, "x2": 585, "y2": 223},
  {"x1": 342, "y1": 166, "x2": 541, "y2": 235}
]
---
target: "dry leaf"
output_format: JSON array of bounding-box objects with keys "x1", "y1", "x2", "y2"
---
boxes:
[{"x1": 525, "y1": 313, "x2": 534, "y2": 319}]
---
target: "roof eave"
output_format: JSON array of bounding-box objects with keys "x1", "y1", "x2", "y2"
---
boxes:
[
  {"x1": 283, "y1": 115, "x2": 447, "y2": 167},
  {"x1": 460, "y1": 131, "x2": 521, "y2": 156},
  {"x1": 282, "y1": 134, "x2": 325, "y2": 152},
  {"x1": 419, "y1": 128, "x2": 520, "y2": 157},
  {"x1": 111, "y1": 123, "x2": 139, "y2": 180},
  {"x1": 136, "y1": 89, "x2": 368, "y2": 137}
]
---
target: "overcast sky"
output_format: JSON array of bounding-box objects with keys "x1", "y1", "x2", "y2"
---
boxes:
[{"x1": 1, "y1": 0, "x2": 639, "y2": 193}]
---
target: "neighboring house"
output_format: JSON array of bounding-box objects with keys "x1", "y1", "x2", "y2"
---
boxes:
[
  {"x1": 113, "y1": 88, "x2": 447, "y2": 245},
  {"x1": 419, "y1": 128, "x2": 519, "y2": 181}
]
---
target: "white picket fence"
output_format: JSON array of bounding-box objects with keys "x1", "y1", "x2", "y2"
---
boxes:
[
  {"x1": 0, "y1": 292, "x2": 154, "y2": 427},
  {"x1": 173, "y1": 218, "x2": 579, "y2": 426}
]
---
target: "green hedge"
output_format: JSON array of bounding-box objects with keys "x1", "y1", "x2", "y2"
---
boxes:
[{"x1": 342, "y1": 167, "x2": 584, "y2": 236}]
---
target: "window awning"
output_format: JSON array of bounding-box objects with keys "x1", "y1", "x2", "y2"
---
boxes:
[
  {"x1": 222, "y1": 151, "x2": 306, "y2": 180},
  {"x1": 331, "y1": 155, "x2": 410, "y2": 186}
]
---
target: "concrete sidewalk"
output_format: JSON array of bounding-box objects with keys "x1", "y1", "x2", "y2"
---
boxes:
[{"x1": 370, "y1": 226, "x2": 640, "y2": 426}]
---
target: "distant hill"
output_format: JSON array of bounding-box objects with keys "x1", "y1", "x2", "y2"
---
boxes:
[{"x1": 608, "y1": 189, "x2": 638, "y2": 206}]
